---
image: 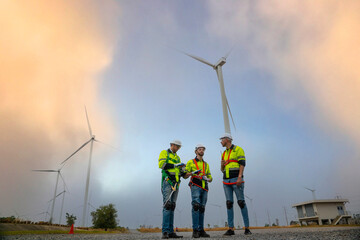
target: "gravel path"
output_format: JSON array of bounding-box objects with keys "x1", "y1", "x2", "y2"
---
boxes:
[{"x1": 1, "y1": 226, "x2": 359, "y2": 240}]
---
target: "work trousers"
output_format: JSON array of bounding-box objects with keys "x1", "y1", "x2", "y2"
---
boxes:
[
  {"x1": 162, "y1": 180, "x2": 179, "y2": 233},
  {"x1": 223, "y1": 177, "x2": 249, "y2": 228},
  {"x1": 190, "y1": 184, "x2": 208, "y2": 231}
]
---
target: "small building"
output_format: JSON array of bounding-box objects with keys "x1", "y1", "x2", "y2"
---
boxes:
[{"x1": 292, "y1": 199, "x2": 351, "y2": 225}]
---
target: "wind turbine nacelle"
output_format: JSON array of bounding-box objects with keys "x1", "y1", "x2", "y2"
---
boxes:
[{"x1": 215, "y1": 57, "x2": 226, "y2": 67}]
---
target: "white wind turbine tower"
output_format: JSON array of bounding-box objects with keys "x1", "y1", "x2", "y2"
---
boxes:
[
  {"x1": 60, "y1": 106, "x2": 118, "y2": 227},
  {"x1": 58, "y1": 174, "x2": 69, "y2": 225},
  {"x1": 304, "y1": 187, "x2": 317, "y2": 200},
  {"x1": 179, "y1": 49, "x2": 236, "y2": 134},
  {"x1": 32, "y1": 166, "x2": 66, "y2": 224}
]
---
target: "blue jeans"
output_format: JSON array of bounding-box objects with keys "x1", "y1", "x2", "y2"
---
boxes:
[
  {"x1": 162, "y1": 180, "x2": 179, "y2": 233},
  {"x1": 190, "y1": 185, "x2": 208, "y2": 231},
  {"x1": 223, "y1": 177, "x2": 249, "y2": 228}
]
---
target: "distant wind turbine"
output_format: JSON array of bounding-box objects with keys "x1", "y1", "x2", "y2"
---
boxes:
[
  {"x1": 58, "y1": 174, "x2": 69, "y2": 225},
  {"x1": 60, "y1": 106, "x2": 118, "y2": 227},
  {"x1": 32, "y1": 167, "x2": 65, "y2": 224},
  {"x1": 304, "y1": 187, "x2": 317, "y2": 200},
  {"x1": 245, "y1": 194, "x2": 258, "y2": 227},
  {"x1": 178, "y1": 48, "x2": 236, "y2": 134}
]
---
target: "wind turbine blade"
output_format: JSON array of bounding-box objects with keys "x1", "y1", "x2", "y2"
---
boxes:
[
  {"x1": 165, "y1": 44, "x2": 215, "y2": 67},
  {"x1": 225, "y1": 96, "x2": 236, "y2": 131},
  {"x1": 59, "y1": 173, "x2": 70, "y2": 194},
  {"x1": 94, "y1": 139, "x2": 121, "y2": 152},
  {"x1": 183, "y1": 53, "x2": 215, "y2": 68},
  {"x1": 245, "y1": 195, "x2": 253, "y2": 201},
  {"x1": 84, "y1": 106, "x2": 93, "y2": 137},
  {"x1": 88, "y1": 202, "x2": 96, "y2": 210},
  {"x1": 32, "y1": 170, "x2": 58, "y2": 172},
  {"x1": 224, "y1": 45, "x2": 235, "y2": 59},
  {"x1": 55, "y1": 191, "x2": 65, "y2": 199},
  {"x1": 61, "y1": 139, "x2": 92, "y2": 165}
]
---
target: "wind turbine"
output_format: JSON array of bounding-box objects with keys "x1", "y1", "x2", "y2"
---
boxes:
[
  {"x1": 60, "y1": 106, "x2": 118, "y2": 227},
  {"x1": 245, "y1": 194, "x2": 258, "y2": 227},
  {"x1": 178, "y1": 49, "x2": 236, "y2": 134},
  {"x1": 209, "y1": 203, "x2": 223, "y2": 227},
  {"x1": 32, "y1": 167, "x2": 65, "y2": 224},
  {"x1": 304, "y1": 187, "x2": 317, "y2": 200},
  {"x1": 58, "y1": 174, "x2": 69, "y2": 225}
]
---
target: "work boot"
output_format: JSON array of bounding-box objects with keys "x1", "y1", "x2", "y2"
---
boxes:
[
  {"x1": 192, "y1": 230, "x2": 200, "y2": 238},
  {"x1": 162, "y1": 232, "x2": 169, "y2": 239},
  {"x1": 168, "y1": 232, "x2": 183, "y2": 238},
  {"x1": 199, "y1": 230, "x2": 210, "y2": 238},
  {"x1": 244, "y1": 228, "x2": 252, "y2": 235},
  {"x1": 223, "y1": 229, "x2": 235, "y2": 236}
]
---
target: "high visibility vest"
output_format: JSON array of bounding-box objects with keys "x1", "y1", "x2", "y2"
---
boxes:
[
  {"x1": 222, "y1": 145, "x2": 246, "y2": 180},
  {"x1": 186, "y1": 158, "x2": 212, "y2": 191},
  {"x1": 158, "y1": 149, "x2": 181, "y2": 188}
]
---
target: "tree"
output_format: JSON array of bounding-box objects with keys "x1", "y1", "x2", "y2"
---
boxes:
[
  {"x1": 91, "y1": 203, "x2": 118, "y2": 230},
  {"x1": 65, "y1": 213, "x2": 77, "y2": 226}
]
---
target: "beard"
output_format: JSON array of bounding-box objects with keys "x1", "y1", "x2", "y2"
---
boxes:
[{"x1": 198, "y1": 152, "x2": 204, "y2": 157}]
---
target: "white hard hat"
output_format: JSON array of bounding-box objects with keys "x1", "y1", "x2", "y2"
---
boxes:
[
  {"x1": 170, "y1": 140, "x2": 182, "y2": 146},
  {"x1": 195, "y1": 144, "x2": 206, "y2": 150},
  {"x1": 219, "y1": 133, "x2": 233, "y2": 140}
]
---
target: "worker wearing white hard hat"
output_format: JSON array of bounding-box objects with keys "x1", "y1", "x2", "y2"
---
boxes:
[
  {"x1": 184, "y1": 144, "x2": 212, "y2": 238},
  {"x1": 220, "y1": 134, "x2": 252, "y2": 236},
  {"x1": 219, "y1": 133, "x2": 233, "y2": 140},
  {"x1": 158, "y1": 140, "x2": 186, "y2": 239}
]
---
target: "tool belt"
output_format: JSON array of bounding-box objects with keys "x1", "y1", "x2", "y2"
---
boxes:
[{"x1": 162, "y1": 170, "x2": 179, "y2": 190}]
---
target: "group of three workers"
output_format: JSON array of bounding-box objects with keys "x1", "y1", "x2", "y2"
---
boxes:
[{"x1": 158, "y1": 133, "x2": 252, "y2": 239}]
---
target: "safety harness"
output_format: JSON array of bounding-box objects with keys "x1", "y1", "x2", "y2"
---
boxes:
[
  {"x1": 161, "y1": 150, "x2": 180, "y2": 190},
  {"x1": 222, "y1": 146, "x2": 244, "y2": 185},
  {"x1": 189, "y1": 159, "x2": 208, "y2": 191}
]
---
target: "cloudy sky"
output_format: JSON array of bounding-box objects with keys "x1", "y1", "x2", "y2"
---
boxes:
[{"x1": 1, "y1": 0, "x2": 359, "y2": 228}]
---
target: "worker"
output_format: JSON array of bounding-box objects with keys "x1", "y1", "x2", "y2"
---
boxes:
[
  {"x1": 184, "y1": 144, "x2": 212, "y2": 238},
  {"x1": 158, "y1": 140, "x2": 186, "y2": 239},
  {"x1": 220, "y1": 133, "x2": 252, "y2": 236}
]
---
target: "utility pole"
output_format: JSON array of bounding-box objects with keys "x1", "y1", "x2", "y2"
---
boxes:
[{"x1": 283, "y1": 206, "x2": 289, "y2": 226}]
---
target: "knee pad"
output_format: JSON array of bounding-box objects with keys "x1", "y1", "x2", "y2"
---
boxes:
[
  {"x1": 192, "y1": 202, "x2": 201, "y2": 211},
  {"x1": 164, "y1": 201, "x2": 172, "y2": 210},
  {"x1": 171, "y1": 202, "x2": 176, "y2": 211},
  {"x1": 199, "y1": 205, "x2": 205, "y2": 213},
  {"x1": 226, "y1": 200, "x2": 233, "y2": 209},
  {"x1": 238, "y1": 200, "x2": 246, "y2": 209}
]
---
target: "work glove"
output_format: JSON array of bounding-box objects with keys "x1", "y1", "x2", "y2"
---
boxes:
[
  {"x1": 191, "y1": 169, "x2": 201, "y2": 175},
  {"x1": 202, "y1": 176, "x2": 209, "y2": 181},
  {"x1": 175, "y1": 163, "x2": 186, "y2": 168}
]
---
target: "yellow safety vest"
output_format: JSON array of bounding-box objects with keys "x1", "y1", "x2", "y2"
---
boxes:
[
  {"x1": 159, "y1": 149, "x2": 181, "y2": 187},
  {"x1": 222, "y1": 145, "x2": 246, "y2": 179},
  {"x1": 186, "y1": 158, "x2": 212, "y2": 191}
]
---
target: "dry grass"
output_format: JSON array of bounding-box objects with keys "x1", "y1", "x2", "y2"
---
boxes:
[
  {"x1": 1, "y1": 227, "x2": 128, "y2": 236},
  {"x1": 137, "y1": 227, "x2": 162, "y2": 233}
]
